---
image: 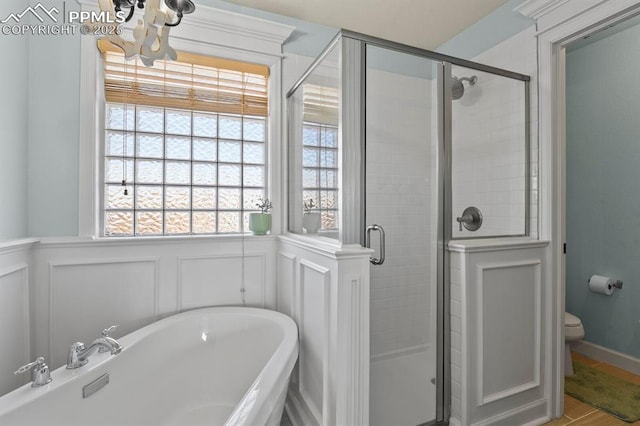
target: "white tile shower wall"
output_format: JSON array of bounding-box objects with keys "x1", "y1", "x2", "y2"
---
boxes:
[
  {"x1": 30, "y1": 237, "x2": 277, "y2": 369},
  {"x1": 449, "y1": 251, "x2": 465, "y2": 424},
  {"x1": 451, "y1": 26, "x2": 539, "y2": 239},
  {"x1": 0, "y1": 240, "x2": 36, "y2": 396},
  {"x1": 366, "y1": 68, "x2": 437, "y2": 359}
]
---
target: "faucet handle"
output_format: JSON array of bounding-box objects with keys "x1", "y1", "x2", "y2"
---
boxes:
[
  {"x1": 14, "y1": 357, "x2": 52, "y2": 387},
  {"x1": 102, "y1": 325, "x2": 119, "y2": 337},
  {"x1": 98, "y1": 325, "x2": 120, "y2": 353},
  {"x1": 14, "y1": 357, "x2": 45, "y2": 376}
]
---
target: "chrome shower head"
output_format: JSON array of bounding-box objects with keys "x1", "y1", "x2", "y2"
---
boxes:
[{"x1": 451, "y1": 75, "x2": 478, "y2": 100}]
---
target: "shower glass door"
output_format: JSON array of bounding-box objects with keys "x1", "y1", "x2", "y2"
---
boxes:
[{"x1": 366, "y1": 45, "x2": 442, "y2": 426}]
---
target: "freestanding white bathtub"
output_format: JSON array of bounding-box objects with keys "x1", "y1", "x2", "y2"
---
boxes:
[{"x1": 0, "y1": 307, "x2": 298, "y2": 426}]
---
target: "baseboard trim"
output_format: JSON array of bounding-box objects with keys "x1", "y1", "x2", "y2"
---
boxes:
[
  {"x1": 475, "y1": 398, "x2": 547, "y2": 426},
  {"x1": 573, "y1": 340, "x2": 640, "y2": 376}
]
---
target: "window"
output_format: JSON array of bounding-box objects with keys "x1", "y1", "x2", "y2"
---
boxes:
[
  {"x1": 100, "y1": 41, "x2": 269, "y2": 236},
  {"x1": 301, "y1": 122, "x2": 339, "y2": 231}
]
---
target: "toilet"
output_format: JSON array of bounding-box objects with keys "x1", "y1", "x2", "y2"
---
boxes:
[{"x1": 564, "y1": 312, "x2": 585, "y2": 376}]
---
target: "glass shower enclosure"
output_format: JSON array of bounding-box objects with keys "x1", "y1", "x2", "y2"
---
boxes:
[{"x1": 287, "y1": 30, "x2": 530, "y2": 425}]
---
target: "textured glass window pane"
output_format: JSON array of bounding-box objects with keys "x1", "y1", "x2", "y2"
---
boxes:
[
  {"x1": 322, "y1": 211, "x2": 337, "y2": 230},
  {"x1": 243, "y1": 165, "x2": 264, "y2": 187},
  {"x1": 219, "y1": 164, "x2": 241, "y2": 186},
  {"x1": 165, "y1": 186, "x2": 190, "y2": 209},
  {"x1": 193, "y1": 139, "x2": 216, "y2": 161},
  {"x1": 106, "y1": 185, "x2": 133, "y2": 209},
  {"x1": 303, "y1": 126, "x2": 319, "y2": 146},
  {"x1": 218, "y1": 188, "x2": 241, "y2": 209},
  {"x1": 218, "y1": 211, "x2": 240, "y2": 233},
  {"x1": 165, "y1": 110, "x2": 191, "y2": 135},
  {"x1": 243, "y1": 188, "x2": 265, "y2": 210},
  {"x1": 137, "y1": 107, "x2": 164, "y2": 133},
  {"x1": 193, "y1": 212, "x2": 216, "y2": 234},
  {"x1": 321, "y1": 190, "x2": 338, "y2": 209},
  {"x1": 136, "y1": 160, "x2": 163, "y2": 184},
  {"x1": 106, "y1": 132, "x2": 134, "y2": 157},
  {"x1": 303, "y1": 191, "x2": 319, "y2": 209},
  {"x1": 303, "y1": 148, "x2": 319, "y2": 167},
  {"x1": 165, "y1": 212, "x2": 190, "y2": 234},
  {"x1": 106, "y1": 158, "x2": 134, "y2": 183},
  {"x1": 136, "y1": 134, "x2": 163, "y2": 158},
  {"x1": 320, "y1": 150, "x2": 337, "y2": 168},
  {"x1": 320, "y1": 170, "x2": 337, "y2": 188},
  {"x1": 106, "y1": 104, "x2": 134, "y2": 131},
  {"x1": 193, "y1": 187, "x2": 216, "y2": 209},
  {"x1": 166, "y1": 136, "x2": 191, "y2": 160},
  {"x1": 193, "y1": 113, "x2": 217, "y2": 137},
  {"x1": 219, "y1": 115, "x2": 242, "y2": 139},
  {"x1": 193, "y1": 163, "x2": 217, "y2": 186},
  {"x1": 105, "y1": 211, "x2": 133, "y2": 236},
  {"x1": 243, "y1": 142, "x2": 264, "y2": 164},
  {"x1": 136, "y1": 212, "x2": 163, "y2": 235},
  {"x1": 243, "y1": 118, "x2": 266, "y2": 142},
  {"x1": 136, "y1": 186, "x2": 163, "y2": 209},
  {"x1": 303, "y1": 169, "x2": 318, "y2": 188},
  {"x1": 166, "y1": 161, "x2": 190, "y2": 185},
  {"x1": 219, "y1": 140, "x2": 241, "y2": 163},
  {"x1": 321, "y1": 128, "x2": 338, "y2": 147}
]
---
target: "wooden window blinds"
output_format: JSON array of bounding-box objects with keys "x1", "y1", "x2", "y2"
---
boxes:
[{"x1": 98, "y1": 40, "x2": 270, "y2": 116}]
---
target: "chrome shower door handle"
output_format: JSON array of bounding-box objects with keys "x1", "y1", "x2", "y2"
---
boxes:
[{"x1": 365, "y1": 224, "x2": 386, "y2": 265}]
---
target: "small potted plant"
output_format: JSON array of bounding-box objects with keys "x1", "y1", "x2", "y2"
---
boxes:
[
  {"x1": 249, "y1": 198, "x2": 272, "y2": 235},
  {"x1": 303, "y1": 198, "x2": 321, "y2": 234}
]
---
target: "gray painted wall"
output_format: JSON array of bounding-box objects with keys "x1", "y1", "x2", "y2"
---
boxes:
[
  {"x1": 0, "y1": 0, "x2": 30, "y2": 239},
  {"x1": 566, "y1": 21, "x2": 640, "y2": 359}
]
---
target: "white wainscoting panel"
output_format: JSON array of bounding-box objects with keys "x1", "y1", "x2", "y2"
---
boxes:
[
  {"x1": 278, "y1": 236, "x2": 371, "y2": 426},
  {"x1": 49, "y1": 258, "x2": 159, "y2": 367},
  {"x1": 30, "y1": 236, "x2": 278, "y2": 372},
  {"x1": 298, "y1": 259, "x2": 330, "y2": 424},
  {"x1": 178, "y1": 253, "x2": 266, "y2": 310},
  {"x1": 476, "y1": 260, "x2": 541, "y2": 405},
  {"x1": 277, "y1": 252, "x2": 296, "y2": 318},
  {"x1": 0, "y1": 263, "x2": 31, "y2": 395},
  {"x1": 449, "y1": 239, "x2": 549, "y2": 426}
]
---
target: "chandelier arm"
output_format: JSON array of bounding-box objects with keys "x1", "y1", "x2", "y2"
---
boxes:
[{"x1": 164, "y1": 12, "x2": 183, "y2": 27}]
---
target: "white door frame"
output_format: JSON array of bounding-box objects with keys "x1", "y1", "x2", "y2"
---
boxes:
[{"x1": 517, "y1": 0, "x2": 640, "y2": 418}]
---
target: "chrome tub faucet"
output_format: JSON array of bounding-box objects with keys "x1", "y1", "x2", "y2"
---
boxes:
[
  {"x1": 14, "y1": 357, "x2": 52, "y2": 387},
  {"x1": 67, "y1": 325, "x2": 123, "y2": 369}
]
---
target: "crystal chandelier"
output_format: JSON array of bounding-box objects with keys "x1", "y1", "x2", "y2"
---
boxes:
[{"x1": 98, "y1": 0, "x2": 196, "y2": 66}]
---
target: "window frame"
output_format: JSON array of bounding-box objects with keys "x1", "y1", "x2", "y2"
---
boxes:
[{"x1": 77, "y1": 3, "x2": 291, "y2": 238}]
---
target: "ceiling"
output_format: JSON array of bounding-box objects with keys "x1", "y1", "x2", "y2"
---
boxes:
[{"x1": 219, "y1": 0, "x2": 511, "y2": 50}]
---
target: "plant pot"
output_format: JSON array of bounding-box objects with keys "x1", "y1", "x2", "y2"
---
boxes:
[
  {"x1": 303, "y1": 212, "x2": 321, "y2": 234},
  {"x1": 249, "y1": 213, "x2": 271, "y2": 235}
]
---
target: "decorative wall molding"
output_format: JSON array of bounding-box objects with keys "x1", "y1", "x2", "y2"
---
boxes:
[
  {"x1": 0, "y1": 264, "x2": 31, "y2": 358},
  {"x1": 514, "y1": 0, "x2": 573, "y2": 20},
  {"x1": 177, "y1": 253, "x2": 267, "y2": 310},
  {"x1": 297, "y1": 259, "x2": 331, "y2": 424},
  {"x1": 475, "y1": 259, "x2": 542, "y2": 406},
  {"x1": 47, "y1": 257, "x2": 160, "y2": 366},
  {"x1": 277, "y1": 252, "x2": 297, "y2": 318},
  {"x1": 278, "y1": 238, "x2": 371, "y2": 426}
]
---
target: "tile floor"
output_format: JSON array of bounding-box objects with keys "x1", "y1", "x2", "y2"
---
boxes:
[{"x1": 545, "y1": 352, "x2": 640, "y2": 425}]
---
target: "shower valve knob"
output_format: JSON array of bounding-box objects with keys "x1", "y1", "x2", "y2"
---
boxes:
[{"x1": 456, "y1": 207, "x2": 483, "y2": 232}]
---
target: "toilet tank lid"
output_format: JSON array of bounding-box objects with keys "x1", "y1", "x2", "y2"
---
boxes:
[{"x1": 565, "y1": 312, "x2": 582, "y2": 327}]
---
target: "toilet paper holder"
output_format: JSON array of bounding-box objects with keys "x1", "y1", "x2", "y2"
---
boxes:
[{"x1": 587, "y1": 278, "x2": 623, "y2": 289}]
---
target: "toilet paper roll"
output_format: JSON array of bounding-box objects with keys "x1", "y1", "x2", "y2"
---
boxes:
[{"x1": 588, "y1": 275, "x2": 615, "y2": 296}]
